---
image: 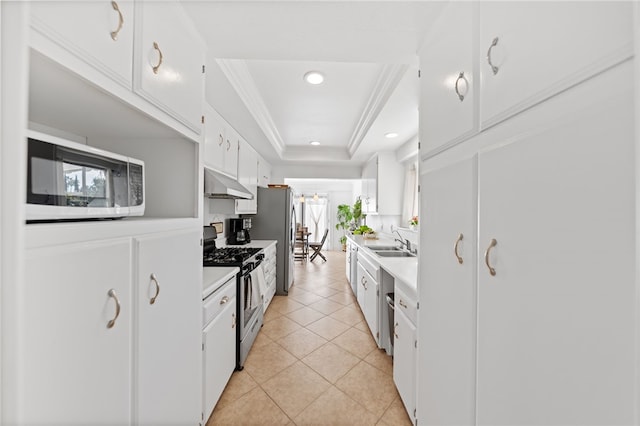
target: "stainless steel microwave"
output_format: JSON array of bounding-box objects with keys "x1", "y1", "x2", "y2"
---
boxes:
[{"x1": 26, "y1": 130, "x2": 145, "y2": 222}]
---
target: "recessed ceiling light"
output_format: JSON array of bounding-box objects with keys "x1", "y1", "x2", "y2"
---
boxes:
[
  {"x1": 309, "y1": 141, "x2": 321, "y2": 146},
  {"x1": 304, "y1": 71, "x2": 324, "y2": 85},
  {"x1": 385, "y1": 132, "x2": 399, "y2": 139}
]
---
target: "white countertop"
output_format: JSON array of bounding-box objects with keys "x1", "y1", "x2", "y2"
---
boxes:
[
  {"x1": 203, "y1": 266, "x2": 238, "y2": 299},
  {"x1": 347, "y1": 234, "x2": 418, "y2": 297}
]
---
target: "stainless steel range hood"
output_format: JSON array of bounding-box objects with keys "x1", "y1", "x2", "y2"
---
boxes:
[{"x1": 204, "y1": 167, "x2": 253, "y2": 200}]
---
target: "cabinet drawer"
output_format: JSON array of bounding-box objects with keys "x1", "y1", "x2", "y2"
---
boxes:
[
  {"x1": 395, "y1": 287, "x2": 417, "y2": 325},
  {"x1": 203, "y1": 278, "x2": 235, "y2": 327}
]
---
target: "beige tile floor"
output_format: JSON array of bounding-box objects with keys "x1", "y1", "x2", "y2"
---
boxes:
[{"x1": 207, "y1": 250, "x2": 412, "y2": 426}]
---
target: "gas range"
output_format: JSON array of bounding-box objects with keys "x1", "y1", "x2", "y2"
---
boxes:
[{"x1": 203, "y1": 247, "x2": 262, "y2": 267}]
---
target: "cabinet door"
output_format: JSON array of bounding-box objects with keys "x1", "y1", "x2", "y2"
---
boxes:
[
  {"x1": 20, "y1": 239, "x2": 132, "y2": 424},
  {"x1": 204, "y1": 104, "x2": 226, "y2": 172},
  {"x1": 363, "y1": 269, "x2": 378, "y2": 340},
  {"x1": 417, "y1": 157, "x2": 477, "y2": 425},
  {"x1": 362, "y1": 157, "x2": 377, "y2": 214},
  {"x1": 31, "y1": 1, "x2": 134, "y2": 89},
  {"x1": 476, "y1": 91, "x2": 635, "y2": 424},
  {"x1": 393, "y1": 307, "x2": 416, "y2": 423},
  {"x1": 135, "y1": 229, "x2": 202, "y2": 425},
  {"x1": 345, "y1": 241, "x2": 351, "y2": 283},
  {"x1": 203, "y1": 294, "x2": 236, "y2": 420},
  {"x1": 224, "y1": 132, "x2": 239, "y2": 178},
  {"x1": 257, "y1": 156, "x2": 271, "y2": 187},
  {"x1": 356, "y1": 262, "x2": 367, "y2": 312},
  {"x1": 479, "y1": 1, "x2": 632, "y2": 128},
  {"x1": 134, "y1": 1, "x2": 205, "y2": 133},
  {"x1": 235, "y1": 138, "x2": 258, "y2": 214},
  {"x1": 419, "y1": 1, "x2": 477, "y2": 155}
]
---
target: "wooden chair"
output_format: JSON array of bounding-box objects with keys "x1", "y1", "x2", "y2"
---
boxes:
[
  {"x1": 294, "y1": 228, "x2": 309, "y2": 261},
  {"x1": 309, "y1": 229, "x2": 329, "y2": 262}
]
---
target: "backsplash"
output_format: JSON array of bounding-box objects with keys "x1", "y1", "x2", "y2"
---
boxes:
[{"x1": 203, "y1": 198, "x2": 238, "y2": 246}]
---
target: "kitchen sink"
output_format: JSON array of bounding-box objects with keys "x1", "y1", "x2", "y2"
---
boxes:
[
  {"x1": 369, "y1": 246, "x2": 401, "y2": 251},
  {"x1": 374, "y1": 251, "x2": 416, "y2": 257}
]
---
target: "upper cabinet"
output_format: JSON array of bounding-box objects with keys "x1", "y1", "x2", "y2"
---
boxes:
[
  {"x1": 419, "y1": 1, "x2": 633, "y2": 158},
  {"x1": 235, "y1": 138, "x2": 258, "y2": 214},
  {"x1": 30, "y1": 1, "x2": 135, "y2": 90},
  {"x1": 134, "y1": 1, "x2": 206, "y2": 134},
  {"x1": 419, "y1": 1, "x2": 477, "y2": 156},
  {"x1": 257, "y1": 154, "x2": 272, "y2": 188},
  {"x1": 204, "y1": 105, "x2": 238, "y2": 179},
  {"x1": 479, "y1": 1, "x2": 633, "y2": 128},
  {"x1": 361, "y1": 153, "x2": 403, "y2": 215}
]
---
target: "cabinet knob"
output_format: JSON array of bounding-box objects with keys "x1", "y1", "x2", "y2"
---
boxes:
[
  {"x1": 399, "y1": 299, "x2": 408, "y2": 309},
  {"x1": 107, "y1": 289, "x2": 121, "y2": 329},
  {"x1": 152, "y1": 42, "x2": 163, "y2": 74},
  {"x1": 110, "y1": 1, "x2": 124, "y2": 41},
  {"x1": 454, "y1": 233, "x2": 464, "y2": 264},
  {"x1": 149, "y1": 273, "x2": 160, "y2": 305},
  {"x1": 484, "y1": 238, "x2": 498, "y2": 276},
  {"x1": 454, "y1": 72, "x2": 467, "y2": 102},
  {"x1": 486, "y1": 37, "x2": 500, "y2": 75},
  {"x1": 220, "y1": 295, "x2": 229, "y2": 305}
]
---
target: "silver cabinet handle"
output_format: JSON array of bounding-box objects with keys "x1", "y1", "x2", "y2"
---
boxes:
[
  {"x1": 454, "y1": 72, "x2": 467, "y2": 102},
  {"x1": 487, "y1": 37, "x2": 500, "y2": 75},
  {"x1": 110, "y1": 1, "x2": 124, "y2": 41},
  {"x1": 399, "y1": 299, "x2": 408, "y2": 309},
  {"x1": 484, "y1": 238, "x2": 498, "y2": 276},
  {"x1": 218, "y1": 133, "x2": 224, "y2": 146},
  {"x1": 152, "y1": 42, "x2": 163, "y2": 74},
  {"x1": 232, "y1": 313, "x2": 236, "y2": 328},
  {"x1": 226, "y1": 140, "x2": 231, "y2": 151},
  {"x1": 220, "y1": 295, "x2": 229, "y2": 305},
  {"x1": 107, "y1": 289, "x2": 121, "y2": 329},
  {"x1": 149, "y1": 273, "x2": 160, "y2": 305},
  {"x1": 394, "y1": 322, "x2": 399, "y2": 339},
  {"x1": 454, "y1": 233, "x2": 464, "y2": 264}
]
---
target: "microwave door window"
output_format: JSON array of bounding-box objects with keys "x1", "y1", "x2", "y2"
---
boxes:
[{"x1": 63, "y1": 162, "x2": 109, "y2": 207}]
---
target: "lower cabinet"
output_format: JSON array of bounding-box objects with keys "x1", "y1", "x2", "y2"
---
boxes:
[
  {"x1": 203, "y1": 277, "x2": 236, "y2": 421},
  {"x1": 21, "y1": 238, "x2": 133, "y2": 424},
  {"x1": 19, "y1": 227, "x2": 202, "y2": 425},
  {"x1": 356, "y1": 252, "x2": 379, "y2": 342},
  {"x1": 262, "y1": 242, "x2": 277, "y2": 311},
  {"x1": 393, "y1": 287, "x2": 417, "y2": 423},
  {"x1": 134, "y1": 229, "x2": 202, "y2": 425}
]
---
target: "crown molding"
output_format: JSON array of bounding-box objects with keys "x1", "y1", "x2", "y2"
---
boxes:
[
  {"x1": 216, "y1": 59, "x2": 286, "y2": 157},
  {"x1": 347, "y1": 63, "x2": 409, "y2": 157}
]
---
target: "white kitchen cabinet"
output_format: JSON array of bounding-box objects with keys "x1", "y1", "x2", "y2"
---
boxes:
[
  {"x1": 134, "y1": 1, "x2": 205, "y2": 134},
  {"x1": 19, "y1": 238, "x2": 133, "y2": 425},
  {"x1": 419, "y1": 1, "x2": 477, "y2": 156},
  {"x1": 204, "y1": 104, "x2": 238, "y2": 178},
  {"x1": 345, "y1": 239, "x2": 352, "y2": 283},
  {"x1": 393, "y1": 286, "x2": 417, "y2": 424},
  {"x1": 361, "y1": 152, "x2": 404, "y2": 215},
  {"x1": 203, "y1": 276, "x2": 236, "y2": 420},
  {"x1": 30, "y1": 1, "x2": 134, "y2": 90},
  {"x1": 235, "y1": 138, "x2": 258, "y2": 214},
  {"x1": 418, "y1": 62, "x2": 635, "y2": 425},
  {"x1": 418, "y1": 157, "x2": 477, "y2": 425},
  {"x1": 257, "y1": 154, "x2": 272, "y2": 187},
  {"x1": 356, "y1": 251, "x2": 379, "y2": 342},
  {"x1": 262, "y1": 242, "x2": 277, "y2": 310},
  {"x1": 134, "y1": 229, "x2": 202, "y2": 425},
  {"x1": 479, "y1": 1, "x2": 633, "y2": 128}
]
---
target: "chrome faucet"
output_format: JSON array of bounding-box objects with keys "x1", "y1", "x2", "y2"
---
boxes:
[{"x1": 393, "y1": 229, "x2": 412, "y2": 253}]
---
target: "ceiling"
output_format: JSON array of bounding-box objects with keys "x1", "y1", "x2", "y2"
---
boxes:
[{"x1": 182, "y1": 1, "x2": 446, "y2": 169}]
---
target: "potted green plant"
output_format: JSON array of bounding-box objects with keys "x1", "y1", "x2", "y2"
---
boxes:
[
  {"x1": 352, "y1": 196, "x2": 363, "y2": 228},
  {"x1": 335, "y1": 204, "x2": 353, "y2": 251}
]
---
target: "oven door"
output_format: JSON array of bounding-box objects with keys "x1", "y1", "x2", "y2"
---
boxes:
[{"x1": 241, "y1": 267, "x2": 259, "y2": 337}]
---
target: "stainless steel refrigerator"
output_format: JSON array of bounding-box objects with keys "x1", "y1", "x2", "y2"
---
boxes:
[{"x1": 247, "y1": 186, "x2": 296, "y2": 294}]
